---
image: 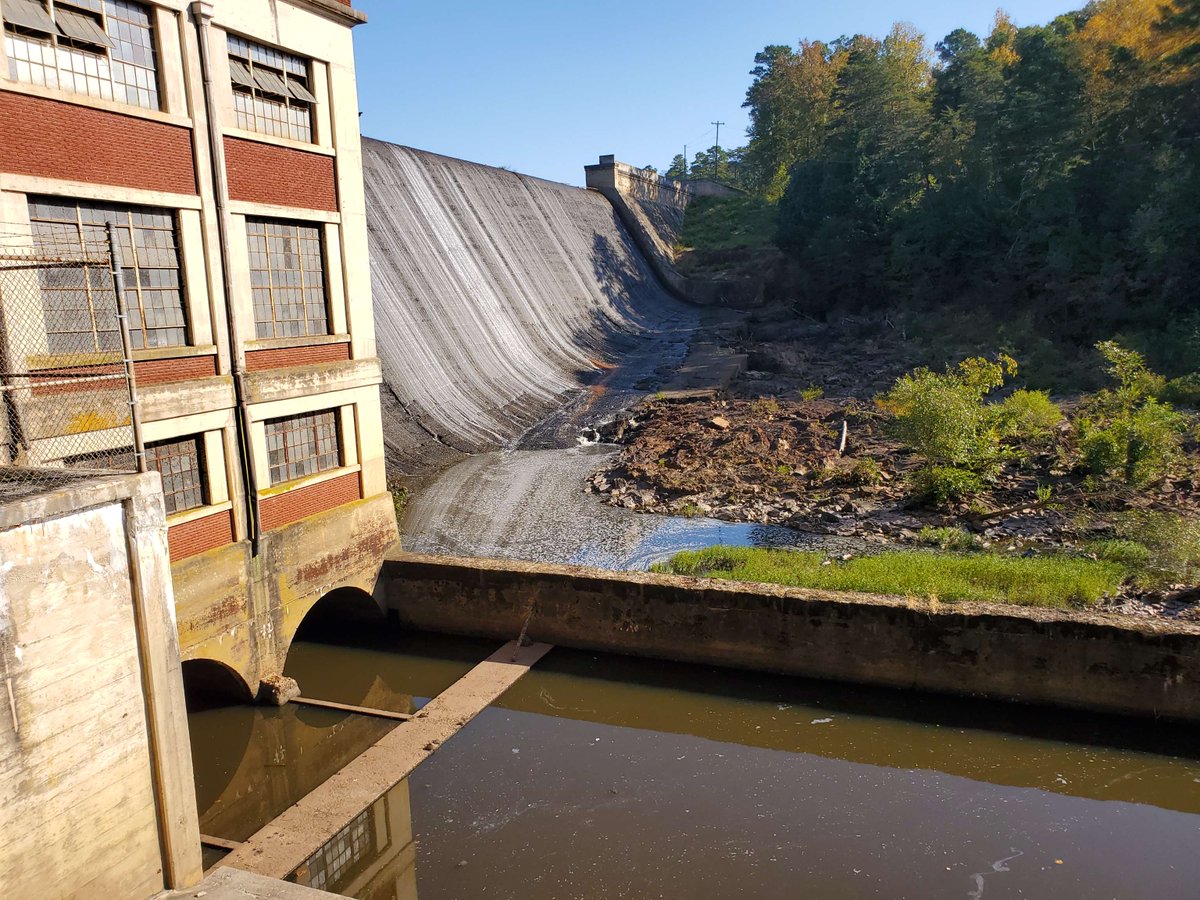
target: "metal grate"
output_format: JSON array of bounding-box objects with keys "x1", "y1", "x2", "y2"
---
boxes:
[
  {"x1": 0, "y1": 225, "x2": 144, "y2": 487},
  {"x1": 264, "y1": 409, "x2": 339, "y2": 485}
]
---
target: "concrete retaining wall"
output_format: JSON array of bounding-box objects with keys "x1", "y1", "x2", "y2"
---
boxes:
[
  {"x1": 0, "y1": 471, "x2": 203, "y2": 896},
  {"x1": 584, "y1": 156, "x2": 764, "y2": 308},
  {"x1": 384, "y1": 552, "x2": 1200, "y2": 722}
]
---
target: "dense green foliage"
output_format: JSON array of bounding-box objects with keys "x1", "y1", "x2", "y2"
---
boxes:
[
  {"x1": 677, "y1": 195, "x2": 776, "y2": 252},
  {"x1": 695, "y1": 1, "x2": 1200, "y2": 383},
  {"x1": 877, "y1": 353, "x2": 1065, "y2": 500},
  {"x1": 1075, "y1": 341, "x2": 1188, "y2": 484},
  {"x1": 651, "y1": 545, "x2": 1126, "y2": 607}
]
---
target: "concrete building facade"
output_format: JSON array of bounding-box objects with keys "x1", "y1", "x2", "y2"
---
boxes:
[{"x1": 0, "y1": 0, "x2": 396, "y2": 696}]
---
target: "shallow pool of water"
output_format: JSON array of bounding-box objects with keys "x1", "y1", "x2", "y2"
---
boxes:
[{"x1": 189, "y1": 636, "x2": 1200, "y2": 898}]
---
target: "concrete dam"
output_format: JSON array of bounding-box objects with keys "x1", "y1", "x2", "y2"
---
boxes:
[{"x1": 363, "y1": 139, "x2": 695, "y2": 474}]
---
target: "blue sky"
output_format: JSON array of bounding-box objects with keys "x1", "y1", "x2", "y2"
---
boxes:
[{"x1": 353, "y1": 1, "x2": 1071, "y2": 186}]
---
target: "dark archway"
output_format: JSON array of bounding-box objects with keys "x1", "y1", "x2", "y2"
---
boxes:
[
  {"x1": 293, "y1": 586, "x2": 386, "y2": 643},
  {"x1": 181, "y1": 658, "x2": 254, "y2": 712}
]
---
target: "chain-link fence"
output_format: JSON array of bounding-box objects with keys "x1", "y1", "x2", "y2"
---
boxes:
[{"x1": 0, "y1": 224, "x2": 144, "y2": 493}]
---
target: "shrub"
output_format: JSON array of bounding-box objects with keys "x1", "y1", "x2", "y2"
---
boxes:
[
  {"x1": 1088, "y1": 539, "x2": 1153, "y2": 569},
  {"x1": 917, "y1": 526, "x2": 979, "y2": 551},
  {"x1": 1114, "y1": 510, "x2": 1200, "y2": 586},
  {"x1": 751, "y1": 395, "x2": 780, "y2": 418},
  {"x1": 1076, "y1": 342, "x2": 1188, "y2": 486},
  {"x1": 878, "y1": 354, "x2": 1017, "y2": 472},
  {"x1": 1162, "y1": 374, "x2": 1200, "y2": 409},
  {"x1": 913, "y1": 466, "x2": 985, "y2": 504},
  {"x1": 849, "y1": 457, "x2": 884, "y2": 486},
  {"x1": 801, "y1": 385, "x2": 825, "y2": 401},
  {"x1": 998, "y1": 389, "x2": 1064, "y2": 441}
]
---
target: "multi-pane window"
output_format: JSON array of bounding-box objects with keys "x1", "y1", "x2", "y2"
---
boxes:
[
  {"x1": 265, "y1": 410, "x2": 340, "y2": 485},
  {"x1": 246, "y1": 219, "x2": 328, "y2": 339},
  {"x1": 145, "y1": 435, "x2": 206, "y2": 514},
  {"x1": 29, "y1": 197, "x2": 188, "y2": 352},
  {"x1": 227, "y1": 34, "x2": 316, "y2": 143},
  {"x1": 3, "y1": 0, "x2": 161, "y2": 110}
]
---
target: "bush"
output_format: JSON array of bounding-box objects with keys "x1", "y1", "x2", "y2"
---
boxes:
[
  {"x1": 917, "y1": 526, "x2": 979, "y2": 551},
  {"x1": 800, "y1": 385, "x2": 824, "y2": 401},
  {"x1": 751, "y1": 395, "x2": 780, "y2": 418},
  {"x1": 1114, "y1": 510, "x2": 1200, "y2": 586},
  {"x1": 1076, "y1": 342, "x2": 1188, "y2": 486},
  {"x1": 913, "y1": 466, "x2": 985, "y2": 504},
  {"x1": 998, "y1": 389, "x2": 1064, "y2": 441},
  {"x1": 1162, "y1": 374, "x2": 1200, "y2": 409},
  {"x1": 848, "y1": 457, "x2": 884, "y2": 486},
  {"x1": 878, "y1": 354, "x2": 1017, "y2": 472}
]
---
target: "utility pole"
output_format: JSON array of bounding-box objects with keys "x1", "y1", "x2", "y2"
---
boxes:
[
  {"x1": 711, "y1": 121, "x2": 726, "y2": 151},
  {"x1": 683, "y1": 144, "x2": 687, "y2": 179}
]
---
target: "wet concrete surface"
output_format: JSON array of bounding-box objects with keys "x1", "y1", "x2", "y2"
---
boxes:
[
  {"x1": 190, "y1": 634, "x2": 1200, "y2": 899},
  {"x1": 401, "y1": 446, "x2": 854, "y2": 569}
]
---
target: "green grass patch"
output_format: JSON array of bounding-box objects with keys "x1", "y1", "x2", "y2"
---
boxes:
[
  {"x1": 679, "y1": 196, "x2": 777, "y2": 253},
  {"x1": 651, "y1": 546, "x2": 1127, "y2": 609}
]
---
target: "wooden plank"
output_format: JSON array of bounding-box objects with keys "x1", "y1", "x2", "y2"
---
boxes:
[
  {"x1": 200, "y1": 834, "x2": 243, "y2": 852},
  {"x1": 220, "y1": 639, "x2": 553, "y2": 879},
  {"x1": 291, "y1": 696, "x2": 413, "y2": 722}
]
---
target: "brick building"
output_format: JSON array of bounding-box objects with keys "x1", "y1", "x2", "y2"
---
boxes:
[{"x1": 0, "y1": 0, "x2": 397, "y2": 695}]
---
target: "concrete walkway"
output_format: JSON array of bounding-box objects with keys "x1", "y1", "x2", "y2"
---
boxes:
[
  {"x1": 166, "y1": 867, "x2": 344, "y2": 898},
  {"x1": 219, "y1": 639, "x2": 553, "y2": 880}
]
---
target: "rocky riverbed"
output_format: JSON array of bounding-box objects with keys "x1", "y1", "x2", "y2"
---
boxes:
[{"x1": 586, "y1": 393, "x2": 1200, "y2": 620}]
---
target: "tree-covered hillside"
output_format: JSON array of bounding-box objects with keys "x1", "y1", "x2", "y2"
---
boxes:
[{"x1": 677, "y1": 0, "x2": 1199, "y2": 387}]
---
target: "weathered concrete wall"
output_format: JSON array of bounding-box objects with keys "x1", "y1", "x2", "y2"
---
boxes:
[
  {"x1": 173, "y1": 492, "x2": 397, "y2": 695},
  {"x1": 384, "y1": 552, "x2": 1200, "y2": 722},
  {"x1": 0, "y1": 471, "x2": 203, "y2": 897},
  {"x1": 584, "y1": 156, "x2": 764, "y2": 309}
]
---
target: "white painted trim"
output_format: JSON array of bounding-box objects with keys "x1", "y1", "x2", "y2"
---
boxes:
[
  {"x1": 0, "y1": 80, "x2": 194, "y2": 128},
  {"x1": 223, "y1": 125, "x2": 335, "y2": 157},
  {"x1": 228, "y1": 200, "x2": 340, "y2": 223},
  {"x1": 167, "y1": 499, "x2": 232, "y2": 528},
  {"x1": 0, "y1": 174, "x2": 203, "y2": 210}
]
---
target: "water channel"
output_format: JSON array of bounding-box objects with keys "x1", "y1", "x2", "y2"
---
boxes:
[{"x1": 189, "y1": 629, "x2": 1200, "y2": 899}]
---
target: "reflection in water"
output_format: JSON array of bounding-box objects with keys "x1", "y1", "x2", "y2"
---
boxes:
[
  {"x1": 288, "y1": 780, "x2": 418, "y2": 900},
  {"x1": 187, "y1": 635, "x2": 1200, "y2": 899},
  {"x1": 402, "y1": 446, "x2": 843, "y2": 570}
]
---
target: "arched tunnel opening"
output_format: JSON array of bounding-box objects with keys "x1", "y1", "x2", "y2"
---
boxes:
[
  {"x1": 181, "y1": 658, "x2": 254, "y2": 712},
  {"x1": 293, "y1": 586, "x2": 388, "y2": 645}
]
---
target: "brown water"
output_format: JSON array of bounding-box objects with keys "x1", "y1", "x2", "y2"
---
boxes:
[{"x1": 188, "y1": 633, "x2": 1200, "y2": 899}]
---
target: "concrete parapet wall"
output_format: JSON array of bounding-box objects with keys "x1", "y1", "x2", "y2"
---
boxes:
[
  {"x1": 384, "y1": 552, "x2": 1200, "y2": 722},
  {"x1": 584, "y1": 156, "x2": 764, "y2": 308},
  {"x1": 0, "y1": 471, "x2": 203, "y2": 896}
]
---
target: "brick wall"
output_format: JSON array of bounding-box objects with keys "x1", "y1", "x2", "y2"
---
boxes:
[
  {"x1": 0, "y1": 91, "x2": 197, "y2": 195},
  {"x1": 259, "y1": 471, "x2": 360, "y2": 531},
  {"x1": 224, "y1": 137, "x2": 338, "y2": 212},
  {"x1": 244, "y1": 342, "x2": 349, "y2": 371},
  {"x1": 30, "y1": 355, "x2": 218, "y2": 395},
  {"x1": 167, "y1": 509, "x2": 234, "y2": 562}
]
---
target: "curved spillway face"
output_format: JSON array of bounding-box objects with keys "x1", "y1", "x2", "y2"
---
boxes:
[{"x1": 363, "y1": 139, "x2": 696, "y2": 474}]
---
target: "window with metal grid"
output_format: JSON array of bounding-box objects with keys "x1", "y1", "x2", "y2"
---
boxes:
[
  {"x1": 28, "y1": 197, "x2": 188, "y2": 353},
  {"x1": 227, "y1": 33, "x2": 315, "y2": 143},
  {"x1": 264, "y1": 410, "x2": 340, "y2": 485},
  {"x1": 145, "y1": 435, "x2": 206, "y2": 514},
  {"x1": 301, "y1": 808, "x2": 374, "y2": 893},
  {"x1": 246, "y1": 218, "x2": 329, "y2": 339},
  {"x1": 3, "y1": 0, "x2": 161, "y2": 110}
]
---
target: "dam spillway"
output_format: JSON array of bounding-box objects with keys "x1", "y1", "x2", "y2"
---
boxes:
[{"x1": 363, "y1": 139, "x2": 694, "y2": 473}]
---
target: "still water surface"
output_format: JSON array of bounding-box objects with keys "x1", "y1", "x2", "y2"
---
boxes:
[{"x1": 188, "y1": 632, "x2": 1200, "y2": 899}]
